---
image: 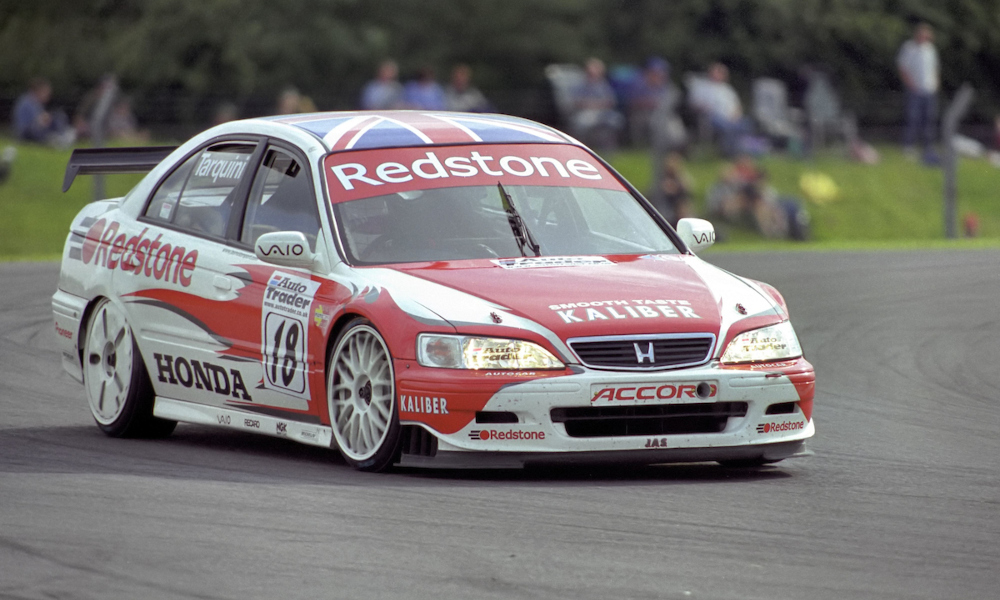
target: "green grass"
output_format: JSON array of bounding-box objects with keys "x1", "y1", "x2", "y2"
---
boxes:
[
  {"x1": 1, "y1": 137, "x2": 998, "y2": 262},
  {"x1": 610, "y1": 145, "x2": 1000, "y2": 243},
  {"x1": 0, "y1": 138, "x2": 143, "y2": 260}
]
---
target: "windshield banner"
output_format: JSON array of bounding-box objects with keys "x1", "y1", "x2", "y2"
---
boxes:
[{"x1": 324, "y1": 144, "x2": 624, "y2": 203}]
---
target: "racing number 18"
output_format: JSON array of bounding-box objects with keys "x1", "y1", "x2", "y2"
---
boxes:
[
  {"x1": 271, "y1": 319, "x2": 299, "y2": 386},
  {"x1": 264, "y1": 313, "x2": 306, "y2": 394}
]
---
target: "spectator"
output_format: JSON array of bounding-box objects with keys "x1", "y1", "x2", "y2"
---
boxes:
[
  {"x1": 276, "y1": 87, "x2": 316, "y2": 115},
  {"x1": 445, "y1": 64, "x2": 491, "y2": 113},
  {"x1": 695, "y1": 62, "x2": 750, "y2": 157},
  {"x1": 629, "y1": 57, "x2": 681, "y2": 148},
  {"x1": 0, "y1": 146, "x2": 15, "y2": 184},
  {"x1": 212, "y1": 101, "x2": 239, "y2": 126},
  {"x1": 642, "y1": 58, "x2": 688, "y2": 214},
  {"x1": 571, "y1": 57, "x2": 624, "y2": 151},
  {"x1": 707, "y1": 155, "x2": 809, "y2": 240},
  {"x1": 897, "y1": 22, "x2": 940, "y2": 163},
  {"x1": 106, "y1": 96, "x2": 149, "y2": 142},
  {"x1": 360, "y1": 60, "x2": 404, "y2": 110},
  {"x1": 403, "y1": 66, "x2": 447, "y2": 110},
  {"x1": 988, "y1": 115, "x2": 1000, "y2": 168},
  {"x1": 74, "y1": 74, "x2": 119, "y2": 142},
  {"x1": 11, "y1": 77, "x2": 75, "y2": 148},
  {"x1": 658, "y1": 151, "x2": 695, "y2": 226}
]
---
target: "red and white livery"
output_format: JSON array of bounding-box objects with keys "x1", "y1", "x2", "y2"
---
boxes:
[{"x1": 52, "y1": 111, "x2": 815, "y2": 471}]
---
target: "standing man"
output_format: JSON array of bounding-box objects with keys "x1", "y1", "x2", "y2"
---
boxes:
[{"x1": 897, "y1": 22, "x2": 940, "y2": 163}]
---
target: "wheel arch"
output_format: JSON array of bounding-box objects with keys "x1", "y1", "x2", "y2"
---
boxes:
[{"x1": 77, "y1": 295, "x2": 108, "y2": 366}]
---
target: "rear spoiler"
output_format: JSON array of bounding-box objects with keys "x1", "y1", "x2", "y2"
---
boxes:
[{"x1": 62, "y1": 146, "x2": 178, "y2": 192}]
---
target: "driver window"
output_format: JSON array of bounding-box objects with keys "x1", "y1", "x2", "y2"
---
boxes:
[
  {"x1": 241, "y1": 149, "x2": 321, "y2": 251},
  {"x1": 144, "y1": 143, "x2": 255, "y2": 238}
]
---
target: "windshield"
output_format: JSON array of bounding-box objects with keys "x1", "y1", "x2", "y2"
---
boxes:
[{"x1": 324, "y1": 144, "x2": 679, "y2": 265}]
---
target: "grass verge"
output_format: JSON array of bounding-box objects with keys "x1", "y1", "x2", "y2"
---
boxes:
[
  {"x1": 610, "y1": 145, "x2": 1000, "y2": 243},
  {"x1": 0, "y1": 138, "x2": 143, "y2": 259},
  {"x1": 1, "y1": 137, "x2": 997, "y2": 262}
]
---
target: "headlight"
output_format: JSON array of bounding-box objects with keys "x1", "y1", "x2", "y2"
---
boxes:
[
  {"x1": 720, "y1": 321, "x2": 802, "y2": 364},
  {"x1": 417, "y1": 334, "x2": 564, "y2": 370}
]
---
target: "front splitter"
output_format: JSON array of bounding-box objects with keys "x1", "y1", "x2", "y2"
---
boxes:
[{"x1": 396, "y1": 439, "x2": 810, "y2": 469}]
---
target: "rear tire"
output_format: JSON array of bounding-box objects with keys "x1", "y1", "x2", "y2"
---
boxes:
[
  {"x1": 327, "y1": 318, "x2": 400, "y2": 472},
  {"x1": 83, "y1": 298, "x2": 176, "y2": 438}
]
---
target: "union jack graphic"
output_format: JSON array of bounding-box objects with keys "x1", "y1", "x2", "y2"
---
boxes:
[{"x1": 264, "y1": 111, "x2": 572, "y2": 152}]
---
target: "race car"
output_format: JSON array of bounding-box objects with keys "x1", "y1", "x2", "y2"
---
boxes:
[{"x1": 52, "y1": 110, "x2": 814, "y2": 472}]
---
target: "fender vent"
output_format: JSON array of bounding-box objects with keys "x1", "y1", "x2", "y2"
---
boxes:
[
  {"x1": 400, "y1": 425, "x2": 438, "y2": 457},
  {"x1": 476, "y1": 411, "x2": 518, "y2": 424},
  {"x1": 765, "y1": 402, "x2": 797, "y2": 415}
]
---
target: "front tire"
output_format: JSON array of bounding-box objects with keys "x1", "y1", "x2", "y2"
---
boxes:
[
  {"x1": 327, "y1": 319, "x2": 400, "y2": 472},
  {"x1": 83, "y1": 298, "x2": 176, "y2": 438}
]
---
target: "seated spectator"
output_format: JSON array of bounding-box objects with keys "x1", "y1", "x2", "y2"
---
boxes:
[
  {"x1": 360, "y1": 60, "x2": 404, "y2": 110},
  {"x1": 11, "y1": 77, "x2": 75, "y2": 148},
  {"x1": 403, "y1": 66, "x2": 446, "y2": 110},
  {"x1": 628, "y1": 57, "x2": 681, "y2": 148},
  {"x1": 276, "y1": 87, "x2": 316, "y2": 115},
  {"x1": 445, "y1": 64, "x2": 492, "y2": 113},
  {"x1": 695, "y1": 62, "x2": 751, "y2": 157},
  {"x1": 571, "y1": 57, "x2": 624, "y2": 150},
  {"x1": 106, "y1": 96, "x2": 149, "y2": 142},
  {"x1": 657, "y1": 151, "x2": 695, "y2": 226},
  {"x1": 707, "y1": 155, "x2": 809, "y2": 240}
]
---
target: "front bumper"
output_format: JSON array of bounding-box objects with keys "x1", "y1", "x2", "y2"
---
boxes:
[{"x1": 398, "y1": 359, "x2": 815, "y2": 466}]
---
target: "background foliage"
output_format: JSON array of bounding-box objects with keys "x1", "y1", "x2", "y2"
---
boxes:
[{"x1": 1, "y1": 0, "x2": 998, "y2": 128}]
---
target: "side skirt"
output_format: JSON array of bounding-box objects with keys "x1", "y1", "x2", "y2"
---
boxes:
[{"x1": 153, "y1": 396, "x2": 333, "y2": 449}]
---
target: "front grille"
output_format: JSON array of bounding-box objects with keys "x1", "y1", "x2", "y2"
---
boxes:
[
  {"x1": 551, "y1": 402, "x2": 748, "y2": 438},
  {"x1": 569, "y1": 334, "x2": 715, "y2": 370}
]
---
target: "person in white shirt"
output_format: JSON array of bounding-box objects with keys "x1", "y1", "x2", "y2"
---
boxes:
[
  {"x1": 695, "y1": 62, "x2": 750, "y2": 157},
  {"x1": 897, "y1": 22, "x2": 940, "y2": 160}
]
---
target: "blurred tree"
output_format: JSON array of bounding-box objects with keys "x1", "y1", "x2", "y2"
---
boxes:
[{"x1": 0, "y1": 0, "x2": 997, "y2": 128}]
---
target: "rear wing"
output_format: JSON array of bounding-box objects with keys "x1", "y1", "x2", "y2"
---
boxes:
[{"x1": 62, "y1": 146, "x2": 178, "y2": 192}]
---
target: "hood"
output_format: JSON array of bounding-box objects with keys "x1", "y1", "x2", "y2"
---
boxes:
[{"x1": 390, "y1": 254, "x2": 772, "y2": 341}]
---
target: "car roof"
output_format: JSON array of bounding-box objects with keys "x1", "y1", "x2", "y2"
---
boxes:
[{"x1": 247, "y1": 110, "x2": 578, "y2": 153}]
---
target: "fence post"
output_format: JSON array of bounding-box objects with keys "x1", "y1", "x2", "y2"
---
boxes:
[
  {"x1": 90, "y1": 77, "x2": 119, "y2": 202},
  {"x1": 941, "y1": 83, "x2": 974, "y2": 239}
]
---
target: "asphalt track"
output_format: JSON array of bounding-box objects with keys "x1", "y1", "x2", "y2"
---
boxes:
[{"x1": 1, "y1": 251, "x2": 998, "y2": 600}]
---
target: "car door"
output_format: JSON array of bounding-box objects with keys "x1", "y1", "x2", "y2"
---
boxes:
[
  {"x1": 126, "y1": 139, "x2": 265, "y2": 408},
  {"x1": 227, "y1": 143, "x2": 326, "y2": 416}
]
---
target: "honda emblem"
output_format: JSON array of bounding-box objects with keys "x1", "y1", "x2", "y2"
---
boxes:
[{"x1": 633, "y1": 342, "x2": 655, "y2": 364}]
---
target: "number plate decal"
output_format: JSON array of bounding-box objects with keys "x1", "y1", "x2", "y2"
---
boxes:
[{"x1": 262, "y1": 271, "x2": 321, "y2": 400}]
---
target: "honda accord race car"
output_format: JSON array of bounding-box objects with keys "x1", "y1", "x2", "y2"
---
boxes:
[{"x1": 52, "y1": 110, "x2": 815, "y2": 471}]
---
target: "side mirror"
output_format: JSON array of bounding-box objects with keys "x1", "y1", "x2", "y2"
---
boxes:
[
  {"x1": 254, "y1": 231, "x2": 315, "y2": 269},
  {"x1": 676, "y1": 218, "x2": 716, "y2": 253}
]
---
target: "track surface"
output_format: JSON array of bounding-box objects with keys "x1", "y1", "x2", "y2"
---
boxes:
[{"x1": 1, "y1": 252, "x2": 998, "y2": 600}]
